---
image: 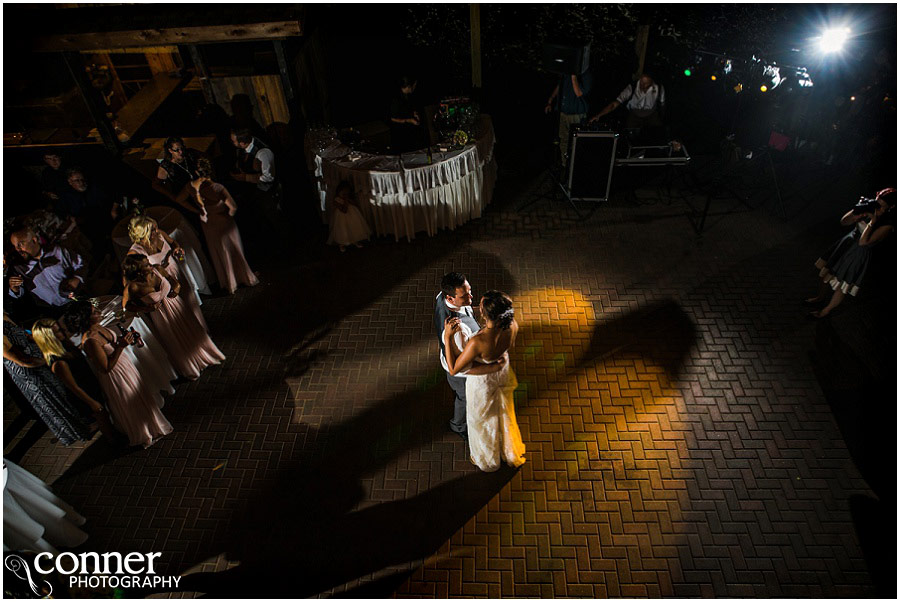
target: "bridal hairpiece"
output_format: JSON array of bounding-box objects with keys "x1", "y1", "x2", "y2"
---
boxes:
[{"x1": 499, "y1": 308, "x2": 515, "y2": 321}]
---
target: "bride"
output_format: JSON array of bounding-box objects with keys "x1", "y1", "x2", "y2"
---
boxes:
[{"x1": 443, "y1": 290, "x2": 526, "y2": 471}]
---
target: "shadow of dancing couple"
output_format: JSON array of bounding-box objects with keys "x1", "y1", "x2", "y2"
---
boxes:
[{"x1": 434, "y1": 271, "x2": 527, "y2": 472}]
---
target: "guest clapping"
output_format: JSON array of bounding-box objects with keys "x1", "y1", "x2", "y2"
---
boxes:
[
  {"x1": 808, "y1": 188, "x2": 896, "y2": 318},
  {"x1": 189, "y1": 158, "x2": 259, "y2": 294}
]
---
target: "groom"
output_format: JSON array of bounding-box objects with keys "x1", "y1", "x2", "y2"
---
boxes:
[{"x1": 434, "y1": 272, "x2": 499, "y2": 441}]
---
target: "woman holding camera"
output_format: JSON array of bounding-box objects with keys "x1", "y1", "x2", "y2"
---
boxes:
[{"x1": 807, "y1": 187, "x2": 896, "y2": 318}]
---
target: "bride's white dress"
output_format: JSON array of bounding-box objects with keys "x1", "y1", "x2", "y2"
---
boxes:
[{"x1": 466, "y1": 359, "x2": 526, "y2": 472}]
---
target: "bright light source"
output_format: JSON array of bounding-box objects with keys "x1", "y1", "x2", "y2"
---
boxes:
[
  {"x1": 710, "y1": 75, "x2": 717, "y2": 81},
  {"x1": 734, "y1": 83, "x2": 743, "y2": 93},
  {"x1": 684, "y1": 69, "x2": 692, "y2": 77},
  {"x1": 850, "y1": 96, "x2": 856, "y2": 101},
  {"x1": 760, "y1": 85, "x2": 768, "y2": 92},
  {"x1": 819, "y1": 27, "x2": 850, "y2": 53}
]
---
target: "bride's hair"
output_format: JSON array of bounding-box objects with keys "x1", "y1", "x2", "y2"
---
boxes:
[{"x1": 481, "y1": 290, "x2": 514, "y2": 330}]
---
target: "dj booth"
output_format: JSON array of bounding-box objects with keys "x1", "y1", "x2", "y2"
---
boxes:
[{"x1": 561, "y1": 123, "x2": 691, "y2": 204}]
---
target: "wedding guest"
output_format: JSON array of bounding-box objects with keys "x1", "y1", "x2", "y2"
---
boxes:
[
  {"x1": 122, "y1": 254, "x2": 224, "y2": 380},
  {"x1": 127, "y1": 215, "x2": 205, "y2": 328},
  {"x1": 328, "y1": 181, "x2": 371, "y2": 252},
  {"x1": 56, "y1": 168, "x2": 118, "y2": 259},
  {"x1": 3, "y1": 312, "x2": 95, "y2": 445},
  {"x1": 7, "y1": 227, "x2": 84, "y2": 313},
  {"x1": 154, "y1": 136, "x2": 205, "y2": 215},
  {"x1": 63, "y1": 301, "x2": 172, "y2": 448},
  {"x1": 189, "y1": 157, "x2": 259, "y2": 294},
  {"x1": 31, "y1": 318, "x2": 118, "y2": 442},
  {"x1": 39, "y1": 152, "x2": 69, "y2": 204}
]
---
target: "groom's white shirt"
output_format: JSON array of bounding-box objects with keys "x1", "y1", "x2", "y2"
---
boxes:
[{"x1": 440, "y1": 298, "x2": 474, "y2": 376}]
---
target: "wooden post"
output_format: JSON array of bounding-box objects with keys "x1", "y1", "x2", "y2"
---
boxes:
[
  {"x1": 63, "y1": 51, "x2": 121, "y2": 155},
  {"x1": 634, "y1": 24, "x2": 650, "y2": 80},
  {"x1": 187, "y1": 44, "x2": 214, "y2": 104},
  {"x1": 469, "y1": 4, "x2": 482, "y2": 90},
  {"x1": 273, "y1": 40, "x2": 296, "y2": 102}
]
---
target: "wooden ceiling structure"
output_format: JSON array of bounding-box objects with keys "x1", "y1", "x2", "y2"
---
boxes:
[{"x1": 7, "y1": 4, "x2": 305, "y2": 154}]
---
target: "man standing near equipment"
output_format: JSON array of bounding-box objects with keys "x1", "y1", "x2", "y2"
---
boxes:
[
  {"x1": 545, "y1": 70, "x2": 593, "y2": 166},
  {"x1": 589, "y1": 73, "x2": 665, "y2": 129}
]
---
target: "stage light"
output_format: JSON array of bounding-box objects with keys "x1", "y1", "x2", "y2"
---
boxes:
[
  {"x1": 684, "y1": 69, "x2": 692, "y2": 76},
  {"x1": 760, "y1": 85, "x2": 768, "y2": 92},
  {"x1": 850, "y1": 96, "x2": 856, "y2": 101},
  {"x1": 710, "y1": 75, "x2": 717, "y2": 81},
  {"x1": 734, "y1": 83, "x2": 743, "y2": 93},
  {"x1": 818, "y1": 27, "x2": 850, "y2": 54}
]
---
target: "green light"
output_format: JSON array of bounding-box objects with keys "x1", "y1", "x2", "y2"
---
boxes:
[{"x1": 684, "y1": 69, "x2": 692, "y2": 77}]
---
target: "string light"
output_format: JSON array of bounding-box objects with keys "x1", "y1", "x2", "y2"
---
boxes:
[
  {"x1": 684, "y1": 69, "x2": 692, "y2": 77},
  {"x1": 760, "y1": 85, "x2": 768, "y2": 92},
  {"x1": 710, "y1": 75, "x2": 717, "y2": 81}
]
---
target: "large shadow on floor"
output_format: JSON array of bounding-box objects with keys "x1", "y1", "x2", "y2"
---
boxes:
[{"x1": 54, "y1": 294, "x2": 699, "y2": 599}]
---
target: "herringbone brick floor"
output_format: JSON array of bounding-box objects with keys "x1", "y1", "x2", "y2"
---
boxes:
[{"x1": 4, "y1": 162, "x2": 882, "y2": 598}]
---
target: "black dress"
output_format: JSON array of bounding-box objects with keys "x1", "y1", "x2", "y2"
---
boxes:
[
  {"x1": 49, "y1": 350, "x2": 106, "y2": 410},
  {"x1": 815, "y1": 216, "x2": 893, "y2": 296},
  {"x1": 2, "y1": 320, "x2": 94, "y2": 445}
]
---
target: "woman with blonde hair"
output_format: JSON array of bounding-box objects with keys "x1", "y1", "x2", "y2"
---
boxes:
[
  {"x1": 127, "y1": 215, "x2": 206, "y2": 329},
  {"x1": 188, "y1": 157, "x2": 259, "y2": 294},
  {"x1": 31, "y1": 319, "x2": 118, "y2": 441}
]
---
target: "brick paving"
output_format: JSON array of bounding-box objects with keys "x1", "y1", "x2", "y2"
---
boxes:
[{"x1": 3, "y1": 157, "x2": 884, "y2": 598}]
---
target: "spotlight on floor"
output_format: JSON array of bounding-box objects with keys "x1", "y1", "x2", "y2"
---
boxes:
[{"x1": 818, "y1": 27, "x2": 850, "y2": 54}]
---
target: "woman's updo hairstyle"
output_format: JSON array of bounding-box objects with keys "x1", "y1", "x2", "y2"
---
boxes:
[
  {"x1": 481, "y1": 290, "x2": 515, "y2": 330},
  {"x1": 195, "y1": 156, "x2": 214, "y2": 180},
  {"x1": 122, "y1": 253, "x2": 149, "y2": 282}
]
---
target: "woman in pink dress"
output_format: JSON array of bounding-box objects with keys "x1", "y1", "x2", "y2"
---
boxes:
[
  {"x1": 122, "y1": 254, "x2": 225, "y2": 380},
  {"x1": 127, "y1": 215, "x2": 206, "y2": 330},
  {"x1": 188, "y1": 158, "x2": 259, "y2": 294},
  {"x1": 66, "y1": 302, "x2": 172, "y2": 448}
]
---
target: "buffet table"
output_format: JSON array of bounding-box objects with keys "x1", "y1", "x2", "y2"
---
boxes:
[{"x1": 307, "y1": 115, "x2": 497, "y2": 242}]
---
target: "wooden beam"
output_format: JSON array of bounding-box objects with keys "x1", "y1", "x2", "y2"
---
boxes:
[
  {"x1": 34, "y1": 21, "x2": 302, "y2": 53},
  {"x1": 469, "y1": 4, "x2": 482, "y2": 89},
  {"x1": 115, "y1": 73, "x2": 187, "y2": 139},
  {"x1": 634, "y1": 25, "x2": 650, "y2": 80},
  {"x1": 187, "y1": 45, "x2": 214, "y2": 104},
  {"x1": 62, "y1": 51, "x2": 121, "y2": 155}
]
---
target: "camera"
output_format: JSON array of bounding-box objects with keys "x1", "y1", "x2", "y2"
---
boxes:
[{"x1": 851, "y1": 196, "x2": 880, "y2": 215}]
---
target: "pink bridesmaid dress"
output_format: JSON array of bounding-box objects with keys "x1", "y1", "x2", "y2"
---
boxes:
[
  {"x1": 141, "y1": 276, "x2": 225, "y2": 380},
  {"x1": 85, "y1": 325, "x2": 172, "y2": 448},
  {"x1": 130, "y1": 237, "x2": 207, "y2": 331},
  {"x1": 199, "y1": 181, "x2": 259, "y2": 294}
]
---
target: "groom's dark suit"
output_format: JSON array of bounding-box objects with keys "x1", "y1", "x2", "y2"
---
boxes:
[{"x1": 434, "y1": 293, "x2": 480, "y2": 436}]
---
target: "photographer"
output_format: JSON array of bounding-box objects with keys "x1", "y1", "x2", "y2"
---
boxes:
[{"x1": 807, "y1": 188, "x2": 896, "y2": 318}]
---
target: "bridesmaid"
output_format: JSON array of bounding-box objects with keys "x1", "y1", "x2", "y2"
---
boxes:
[
  {"x1": 63, "y1": 302, "x2": 172, "y2": 448},
  {"x1": 189, "y1": 157, "x2": 259, "y2": 294},
  {"x1": 127, "y1": 215, "x2": 206, "y2": 329},
  {"x1": 122, "y1": 254, "x2": 224, "y2": 380}
]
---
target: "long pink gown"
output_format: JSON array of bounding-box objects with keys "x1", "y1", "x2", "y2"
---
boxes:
[
  {"x1": 141, "y1": 276, "x2": 225, "y2": 380},
  {"x1": 130, "y1": 236, "x2": 207, "y2": 331},
  {"x1": 199, "y1": 181, "x2": 259, "y2": 294},
  {"x1": 85, "y1": 325, "x2": 172, "y2": 448}
]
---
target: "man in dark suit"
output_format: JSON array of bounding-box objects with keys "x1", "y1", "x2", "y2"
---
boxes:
[{"x1": 433, "y1": 272, "x2": 503, "y2": 441}]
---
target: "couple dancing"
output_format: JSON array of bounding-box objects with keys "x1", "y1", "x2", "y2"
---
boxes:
[{"x1": 433, "y1": 272, "x2": 526, "y2": 472}]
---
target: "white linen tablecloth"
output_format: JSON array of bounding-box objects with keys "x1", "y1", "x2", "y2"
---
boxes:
[{"x1": 309, "y1": 115, "x2": 497, "y2": 242}]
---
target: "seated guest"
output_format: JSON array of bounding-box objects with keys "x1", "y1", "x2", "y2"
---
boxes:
[
  {"x1": 189, "y1": 158, "x2": 259, "y2": 295},
  {"x1": 31, "y1": 318, "x2": 118, "y2": 442},
  {"x1": 154, "y1": 136, "x2": 206, "y2": 215},
  {"x1": 122, "y1": 254, "x2": 225, "y2": 381},
  {"x1": 589, "y1": 72, "x2": 666, "y2": 130},
  {"x1": 3, "y1": 312, "x2": 95, "y2": 446},
  {"x1": 40, "y1": 152, "x2": 70, "y2": 204},
  {"x1": 389, "y1": 75, "x2": 425, "y2": 153},
  {"x1": 7, "y1": 227, "x2": 85, "y2": 312},
  {"x1": 61, "y1": 301, "x2": 172, "y2": 449}
]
